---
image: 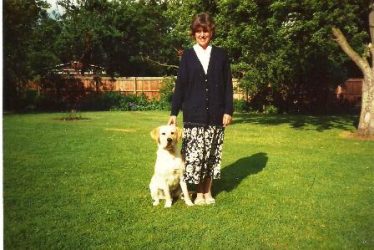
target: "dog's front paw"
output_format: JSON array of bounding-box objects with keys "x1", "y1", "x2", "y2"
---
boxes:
[
  {"x1": 164, "y1": 200, "x2": 172, "y2": 208},
  {"x1": 153, "y1": 200, "x2": 160, "y2": 206}
]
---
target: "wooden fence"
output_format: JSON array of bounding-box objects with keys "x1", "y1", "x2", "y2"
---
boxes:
[
  {"x1": 62, "y1": 76, "x2": 242, "y2": 100},
  {"x1": 78, "y1": 76, "x2": 166, "y2": 99},
  {"x1": 336, "y1": 78, "x2": 362, "y2": 105},
  {"x1": 32, "y1": 75, "x2": 362, "y2": 104}
]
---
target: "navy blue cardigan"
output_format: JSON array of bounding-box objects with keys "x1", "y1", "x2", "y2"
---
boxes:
[{"x1": 171, "y1": 46, "x2": 234, "y2": 127}]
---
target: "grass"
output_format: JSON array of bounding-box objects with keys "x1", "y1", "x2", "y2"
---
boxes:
[{"x1": 4, "y1": 111, "x2": 374, "y2": 249}]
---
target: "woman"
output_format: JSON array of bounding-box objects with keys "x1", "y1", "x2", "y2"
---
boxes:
[{"x1": 168, "y1": 12, "x2": 233, "y2": 205}]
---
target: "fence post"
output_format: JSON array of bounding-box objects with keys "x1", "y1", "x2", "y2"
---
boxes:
[
  {"x1": 134, "y1": 77, "x2": 137, "y2": 96},
  {"x1": 141, "y1": 78, "x2": 144, "y2": 96}
]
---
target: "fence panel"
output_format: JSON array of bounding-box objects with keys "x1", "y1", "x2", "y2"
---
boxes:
[
  {"x1": 74, "y1": 76, "x2": 165, "y2": 100},
  {"x1": 31, "y1": 76, "x2": 242, "y2": 100},
  {"x1": 72, "y1": 76, "x2": 242, "y2": 100}
]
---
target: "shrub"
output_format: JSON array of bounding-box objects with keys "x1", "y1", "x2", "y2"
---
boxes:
[
  {"x1": 118, "y1": 94, "x2": 150, "y2": 111},
  {"x1": 59, "y1": 109, "x2": 89, "y2": 121},
  {"x1": 78, "y1": 92, "x2": 120, "y2": 111},
  {"x1": 158, "y1": 76, "x2": 175, "y2": 110},
  {"x1": 20, "y1": 90, "x2": 39, "y2": 111},
  {"x1": 263, "y1": 104, "x2": 278, "y2": 114},
  {"x1": 234, "y1": 99, "x2": 250, "y2": 112},
  {"x1": 101, "y1": 92, "x2": 125, "y2": 110}
]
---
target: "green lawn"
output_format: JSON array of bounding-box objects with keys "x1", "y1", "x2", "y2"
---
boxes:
[{"x1": 4, "y1": 111, "x2": 374, "y2": 249}]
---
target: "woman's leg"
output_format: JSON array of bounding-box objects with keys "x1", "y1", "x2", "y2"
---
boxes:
[
  {"x1": 195, "y1": 177, "x2": 215, "y2": 205},
  {"x1": 203, "y1": 177, "x2": 214, "y2": 200},
  {"x1": 195, "y1": 182, "x2": 205, "y2": 205}
]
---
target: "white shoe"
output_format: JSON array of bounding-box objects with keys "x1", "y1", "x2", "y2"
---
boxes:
[
  {"x1": 194, "y1": 197, "x2": 206, "y2": 205},
  {"x1": 205, "y1": 197, "x2": 215, "y2": 205},
  {"x1": 164, "y1": 200, "x2": 172, "y2": 208}
]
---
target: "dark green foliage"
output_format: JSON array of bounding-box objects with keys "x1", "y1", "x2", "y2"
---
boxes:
[
  {"x1": 59, "y1": 109, "x2": 88, "y2": 121},
  {"x1": 234, "y1": 99, "x2": 250, "y2": 113},
  {"x1": 216, "y1": 0, "x2": 369, "y2": 114},
  {"x1": 16, "y1": 74, "x2": 176, "y2": 112},
  {"x1": 39, "y1": 91, "x2": 167, "y2": 112},
  {"x1": 3, "y1": 0, "x2": 370, "y2": 113},
  {"x1": 158, "y1": 76, "x2": 176, "y2": 110},
  {"x1": 78, "y1": 92, "x2": 122, "y2": 111},
  {"x1": 77, "y1": 92, "x2": 170, "y2": 112},
  {"x1": 55, "y1": 0, "x2": 172, "y2": 76},
  {"x1": 3, "y1": 0, "x2": 50, "y2": 109}
]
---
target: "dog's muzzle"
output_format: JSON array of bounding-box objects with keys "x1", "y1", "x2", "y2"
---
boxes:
[{"x1": 165, "y1": 138, "x2": 174, "y2": 149}]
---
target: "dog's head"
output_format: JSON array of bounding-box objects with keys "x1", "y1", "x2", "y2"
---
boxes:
[{"x1": 150, "y1": 125, "x2": 182, "y2": 150}]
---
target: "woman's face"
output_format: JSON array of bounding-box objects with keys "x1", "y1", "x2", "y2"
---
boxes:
[{"x1": 194, "y1": 27, "x2": 212, "y2": 49}]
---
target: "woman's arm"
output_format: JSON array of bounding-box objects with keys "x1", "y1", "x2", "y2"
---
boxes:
[
  {"x1": 223, "y1": 52, "x2": 234, "y2": 121},
  {"x1": 170, "y1": 52, "x2": 188, "y2": 118}
]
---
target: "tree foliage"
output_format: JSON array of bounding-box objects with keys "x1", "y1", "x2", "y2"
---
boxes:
[
  {"x1": 215, "y1": 0, "x2": 369, "y2": 113},
  {"x1": 4, "y1": 0, "x2": 50, "y2": 108},
  {"x1": 3, "y1": 0, "x2": 371, "y2": 113},
  {"x1": 55, "y1": 0, "x2": 171, "y2": 76}
]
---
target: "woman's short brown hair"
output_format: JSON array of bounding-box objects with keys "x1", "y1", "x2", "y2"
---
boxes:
[{"x1": 190, "y1": 12, "x2": 215, "y2": 37}]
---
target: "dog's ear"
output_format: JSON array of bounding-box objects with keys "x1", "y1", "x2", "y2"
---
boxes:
[
  {"x1": 176, "y1": 127, "x2": 183, "y2": 142},
  {"x1": 150, "y1": 127, "x2": 159, "y2": 142}
]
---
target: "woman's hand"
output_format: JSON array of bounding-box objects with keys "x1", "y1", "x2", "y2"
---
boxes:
[
  {"x1": 168, "y1": 116, "x2": 177, "y2": 126},
  {"x1": 223, "y1": 114, "x2": 232, "y2": 127}
]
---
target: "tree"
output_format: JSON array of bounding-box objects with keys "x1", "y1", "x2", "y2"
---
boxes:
[
  {"x1": 55, "y1": 0, "x2": 173, "y2": 76},
  {"x1": 28, "y1": 12, "x2": 61, "y2": 77},
  {"x1": 332, "y1": 3, "x2": 374, "y2": 136},
  {"x1": 215, "y1": 0, "x2": 268, "y2": 103},
  {"x1": 263, "y1": 0, "x2": 369, "y2": 113},
  {"x1": 4, "y1": 0, "x2": 371, "y2": 115},
  {"x1": 3, "y1": 0, "x2": 49, "y2": 109},
  {"x1": 214, "y1": 0, "x2": 370, "y2": 113}
]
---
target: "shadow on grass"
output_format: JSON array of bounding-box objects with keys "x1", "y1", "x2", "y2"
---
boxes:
[
  {"x1": 214, "y1": 152, "x2": 268, "y2": 195},
  {"x1": 233, "y1": 113, "x2": 358, "y2": 132}
]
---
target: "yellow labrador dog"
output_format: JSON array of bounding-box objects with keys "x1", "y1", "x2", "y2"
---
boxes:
[{"x1": 149, "y1": 125, "x2": 193, "y2": 208}]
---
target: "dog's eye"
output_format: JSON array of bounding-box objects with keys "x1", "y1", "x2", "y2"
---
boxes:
[
  {"x1": 171, "y1": 132, "x2": 174, "y2": 135},
  {"x1": 161, "y1": 133, "x2": 166, "y2": 135}
]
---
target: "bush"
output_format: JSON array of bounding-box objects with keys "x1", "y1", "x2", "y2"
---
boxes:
[
  {"x1": 20, "y1": 90, "x2": 39, "y2": 111},
  {"x1": 118, "y1": 94, "x2": 150, "y2": 111},
  {"x1": 78, "y1": 92, "x2": 121, "y2": 111},
  {"x1": 234, "y1": 99, "x2": 250, "y2": 112},
  {"x1": 158, "y1": 76, "x2": 175, "y2": 110},
  {"x1": 263, "y1": 104, "x2": 278, "y2": 114},
  {"x1": 233, "y1": 99, "x2": 280, "y2": 114},
  {"x1": 101, "y1": 92, "x2": 125, "y2": 110},
  {"x1": 76, "y1": 76, "x2": 177, "y2": 112}
]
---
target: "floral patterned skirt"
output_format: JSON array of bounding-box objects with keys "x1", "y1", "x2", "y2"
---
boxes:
[{"x1": 181, "y1": 125, "x2": 225, "y2": 184}]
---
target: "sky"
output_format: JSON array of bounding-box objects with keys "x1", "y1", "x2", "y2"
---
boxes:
[
  {"x1": 46, "y1": 0, "x2": 59, "y2": 11},
  {"x1": 46, "y1": 0, "x2": 66, "y2": 15}
]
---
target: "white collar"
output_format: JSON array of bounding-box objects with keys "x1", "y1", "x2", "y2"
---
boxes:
[
  {"x1": 193, "y1": 44, "x2": 212, "y2": 74},
  {"x1": 193, "y1": 44, "x2": 212, "y2": 54}
]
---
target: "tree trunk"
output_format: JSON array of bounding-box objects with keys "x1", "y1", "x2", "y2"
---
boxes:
[
  {"x1": 369, "y1": 3, "x2": 374, "y2": 68},
  {"x1": 358, "y1": 76, "x2": 374, "y2": 135},
  {"x1": 332, "y1": 27, "x2": 374, "y2": 136}
]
